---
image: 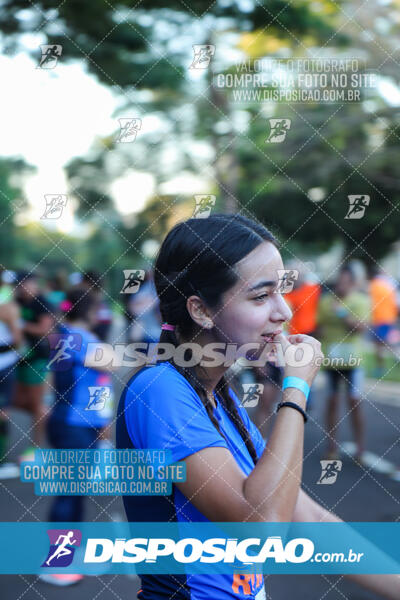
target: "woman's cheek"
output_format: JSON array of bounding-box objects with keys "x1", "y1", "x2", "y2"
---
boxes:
[
  {"x1": 252, "y1": 304, "x2": 272, "y2": 329},
  {"x1": 216, "y1": 302, "x2": 271, "y2": 343},
  {"x1": 234, "y1": 304, "x2": 268, "y2": 335}
]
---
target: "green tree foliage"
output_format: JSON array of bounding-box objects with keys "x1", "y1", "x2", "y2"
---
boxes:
[
  {"x1": 237, "y1": 101, "x2": 400, "y2": 266},
  {"x1": 0, "y1": 157, "x2": 34, "y2": 268},
  {"x1": 3, "y1": 0, "x2": 399, "y2": 270}
]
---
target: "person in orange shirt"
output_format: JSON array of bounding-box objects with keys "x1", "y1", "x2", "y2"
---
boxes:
[
  {"x1": 369, "y1": 268, "x2": 398, "y2": 377},
  {"x1": 285, "y1": 275, "x2": 321, "y2": 336}
]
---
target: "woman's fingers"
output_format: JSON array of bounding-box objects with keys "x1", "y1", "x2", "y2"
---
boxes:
[
  {"x1": 273, "y1": 334, "x2": 290, "y2": 367},
  {"x1": 287, "y1": 333, "x2": 313, "y2": 344},
  {"x1": 275, "y1": 333, "x2": 290, "y2": 350},
  {"x1": 275, "y1": 332, "x2": 323, "y2": 386}
]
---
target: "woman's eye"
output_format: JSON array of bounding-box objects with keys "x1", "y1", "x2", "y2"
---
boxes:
[{"x1": 253, "y1": 293, "x2": 269, "y2": 301}]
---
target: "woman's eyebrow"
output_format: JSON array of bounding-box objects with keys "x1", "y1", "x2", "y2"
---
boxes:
[{"x1": 247, "y1": 280, "x2": 277, "y2": 292}]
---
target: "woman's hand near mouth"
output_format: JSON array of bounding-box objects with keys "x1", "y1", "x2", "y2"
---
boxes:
[{"x1": 274, "y1": 332, "x2": 323, "y2": 387}]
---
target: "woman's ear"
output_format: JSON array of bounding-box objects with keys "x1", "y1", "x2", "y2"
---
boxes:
[{"x1": 186, "y1": 296, "x2": 214, "y2": 329}]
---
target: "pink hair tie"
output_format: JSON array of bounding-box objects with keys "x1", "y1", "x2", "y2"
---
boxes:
[
  {"x1": 60, "y1": 299, "x2": 73, "y2": 312},
  {"x1": 161, "y1": 323, "x2": 175, "y2": 331}
]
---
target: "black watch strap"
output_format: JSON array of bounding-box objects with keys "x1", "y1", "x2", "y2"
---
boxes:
[{"x1": 276, "y1": 401, "x2": 308, "y2": 423}]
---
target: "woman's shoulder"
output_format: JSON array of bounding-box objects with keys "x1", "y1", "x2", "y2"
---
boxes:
[{"x1": 126, "y1": 362, "x2": 200, "y2": 403}]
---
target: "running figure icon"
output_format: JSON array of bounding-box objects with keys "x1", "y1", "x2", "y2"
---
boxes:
[
  {"x1": 47, "y1": 334, "x2": 77, "y2": 369},
  {"x1": 45, "y1": 531, "x2": 77, "y2": 566},
  {"x1": 317, "y1": 460, "x2": 343, "y2": 485}
]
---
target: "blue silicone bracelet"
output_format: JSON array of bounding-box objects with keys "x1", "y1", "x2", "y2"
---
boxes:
[{"x1": 282, "y1": 376, "x2": 310, "y2": 402}]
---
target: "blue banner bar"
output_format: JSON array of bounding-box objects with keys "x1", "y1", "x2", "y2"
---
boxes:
[{"x1": 0, "y1": 522, "x2": 398, "y2": 574}]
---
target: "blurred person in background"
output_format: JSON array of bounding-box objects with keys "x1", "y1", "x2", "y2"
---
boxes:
[
  {"x1": 43, "y1": 272, "x2": 68, "y2": 427},
  {"x1": 40, "y1": 288, "x2": 114, "y2": 587},
  {"x1": 121, "y1": 290, "x2": 133, "y2": 343},
  {"x1": 368, "y1": 266, "x2": 398, "y2": 378},
  {"x1": 81, "y1": 271, "x2": 113, "y2": 342},
  {"x1": 284, "y1": 263, "x2": 321, "y2": 337},
  {"x1": 0, "y1": 270, "x2": 22, "y2": 479},
  {"x1": 317, "y1": 265, "x2": 370, "y2": 462},
  {"x1": 128, "y1": 270, "x2": 161, "y2": 344},
  {"x1": 14, "y1": 272, "x2": 54, "y2": 460},
  {"x1": 44, "y1": 272, "x2": 67, "y2": 315}
]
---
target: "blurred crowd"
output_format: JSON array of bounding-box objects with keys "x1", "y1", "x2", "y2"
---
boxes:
[
  {"x1": 0, "y1": 264, "x2": 398, "y2": 471},
  {"x1": 0, "y1": 271, "x2": 115, "y2": 475},
  {"x1": 0, "y1": 264, "x2": 398, "y2": 473},
  {"x1": 0, "y1": 262, "x2": 398, "y2": 582}
]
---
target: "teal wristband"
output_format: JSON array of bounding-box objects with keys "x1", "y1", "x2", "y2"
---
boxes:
[{"x1": 282, "y1": 376, "x2": 310, "y2": 402}]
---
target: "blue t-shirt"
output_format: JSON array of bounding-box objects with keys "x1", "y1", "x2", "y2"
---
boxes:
[
  {"x1": 50, "y1": 325, "x2": 113, "y2": 428},
  {"x1": 116, "y1": 361, "x2": 267, "y2": 599}
]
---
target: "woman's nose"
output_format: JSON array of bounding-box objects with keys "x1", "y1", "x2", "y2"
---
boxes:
[{"x1": 271, "y1": 294, "x2": 293, "y2": 323}]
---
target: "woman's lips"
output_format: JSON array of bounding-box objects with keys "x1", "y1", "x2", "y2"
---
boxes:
[{"x1": 261, "y1": 330, "x2": 282, "y2": 342}]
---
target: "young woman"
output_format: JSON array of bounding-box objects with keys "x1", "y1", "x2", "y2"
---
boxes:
[{"x1": 117, "y1": 214, "x2": 399, "y2": 600}]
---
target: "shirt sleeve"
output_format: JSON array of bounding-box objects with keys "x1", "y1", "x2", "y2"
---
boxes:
[
  {"x1": 123, "y1": 365, "x2": 230, "y2": 463},
  {"x1": 228, "y1": 388, "x2": 266, "y2": 459}
]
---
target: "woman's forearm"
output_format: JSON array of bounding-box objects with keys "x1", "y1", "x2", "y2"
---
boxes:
[{"x1": 243, "y1": 387, "x2": 306, "y2": 521}]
